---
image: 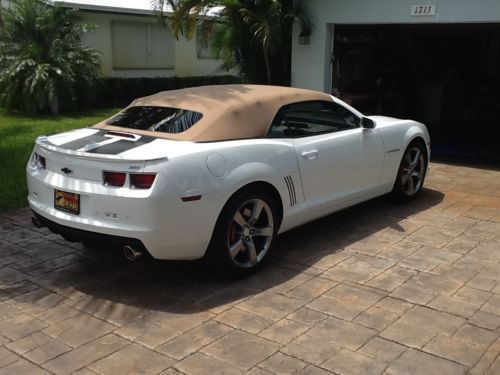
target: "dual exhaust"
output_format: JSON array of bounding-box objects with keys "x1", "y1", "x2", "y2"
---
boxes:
[
  {"x1": 31, "y1": 216, "x2": 144, "y2": 262},
  {"x1": 122, "y1": 245, "x2": 143, "y2": 261}
]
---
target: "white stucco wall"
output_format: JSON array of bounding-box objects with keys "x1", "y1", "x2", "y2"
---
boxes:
[
  {"x1": 291, "y1": 0, "x2": 500, "y2": 93},
  {"x1": 81, "y1": 11, "x2": 223, "y2": 78}
]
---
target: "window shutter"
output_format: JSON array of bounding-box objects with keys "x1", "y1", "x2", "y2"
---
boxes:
[
  {"x1": 111, "y1": 22, "x2": 148, "y2": 69},
  {"x1": 111, "y1": 21, "x2": 175, "y2": 69},
  {"x1": 149, "y1": 25, "x2": 175, "y2": 68}
]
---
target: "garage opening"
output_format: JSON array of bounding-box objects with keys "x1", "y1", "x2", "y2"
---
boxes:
[{"x1": 331, "y1": 24, "x2": 500, "y2": 165}]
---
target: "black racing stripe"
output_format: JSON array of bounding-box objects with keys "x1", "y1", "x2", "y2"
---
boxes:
[
  {"x1": 86, "y1": 136, "x2": 156, "y2": 155},
  {"x1": 57, "y1": 130, "x2": 109, "y2": 150}
]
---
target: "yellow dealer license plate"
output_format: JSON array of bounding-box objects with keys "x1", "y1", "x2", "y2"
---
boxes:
[{"x1": 54, "y1": 190, "x2": 80, "y2": 215}]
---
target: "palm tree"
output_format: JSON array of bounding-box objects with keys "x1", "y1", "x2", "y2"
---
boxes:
[
  {"x1": 153, "y1": 0, "x2": 311, "y2": 85},
  {"x1": 0, "y1": 0, "x2": 101, "y2": 114}
]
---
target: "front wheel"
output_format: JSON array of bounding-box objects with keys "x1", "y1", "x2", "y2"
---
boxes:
[
  {"x1": 392, "y1": 141, "x2": 428, "y2": 200},
  {"x1": 207, "y1": 190, "x2": 278, "y2": 276}
]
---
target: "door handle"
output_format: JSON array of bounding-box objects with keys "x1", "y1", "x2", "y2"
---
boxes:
[{"x1": 301, "y1": 150, "x2": 318, "y2": 160}]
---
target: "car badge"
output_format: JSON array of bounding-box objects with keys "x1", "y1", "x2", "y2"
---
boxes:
[{"x1": 61, "y1": 167, "x2": 73, "y2": 175}]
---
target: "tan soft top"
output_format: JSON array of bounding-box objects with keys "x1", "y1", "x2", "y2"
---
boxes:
[{"x1": 93, "y1": 84, "x2": 332, "y2": 142}]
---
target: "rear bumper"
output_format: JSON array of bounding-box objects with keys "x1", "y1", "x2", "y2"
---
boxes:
[
  {"x1": 27, "y1": 170, "x2": 224, "y2": 261},
  {"x1": 33, "y1": 211, "x2": 148, "y2": 252}
]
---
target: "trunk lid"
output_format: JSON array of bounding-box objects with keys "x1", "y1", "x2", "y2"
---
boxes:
[{"x1": 35, "y1": 128, "x2": 168, "y2": 182}]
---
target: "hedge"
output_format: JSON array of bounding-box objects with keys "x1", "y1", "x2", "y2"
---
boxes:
[{"x1": 95, "y1": 75, "x2": 243, "y2": 108}]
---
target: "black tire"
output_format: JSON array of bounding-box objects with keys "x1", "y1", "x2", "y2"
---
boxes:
[
  {"x1": 392, "y1": 139, "x2": 428, "y2": 201},
  {"x1": 206, "y1": 188, "x2": 279, "y2": 277}
]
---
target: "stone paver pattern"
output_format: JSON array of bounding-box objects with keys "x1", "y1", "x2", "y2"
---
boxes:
[{"x1": 1, "y1": 162, "x2": 500, "y2": 374}]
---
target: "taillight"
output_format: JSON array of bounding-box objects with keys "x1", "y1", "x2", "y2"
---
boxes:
[
  {"x1": 34, "y1": 153, "x2": 46, "y2": 169},
  {"x1": 130, "y1": 173, "x2": 156, "y2": 189},
  {"x1": 103, "y1": 171, "x2": 126, "y2": 187},
  {"x1": 102, "y1": 172, "x2": 156, "y2": 189}
]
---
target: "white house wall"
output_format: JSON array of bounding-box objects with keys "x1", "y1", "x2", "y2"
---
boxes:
[
  {"x1": 291, "y1": 0, "x2": 500, "y2": 92},
  {"x1": 81, "y1": 12, "x2": 223, "y2": 78}
]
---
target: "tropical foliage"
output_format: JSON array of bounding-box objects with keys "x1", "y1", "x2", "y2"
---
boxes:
[
  {"x1": 0, "y1": 0, "x2": 101, "y2": 114},
  {"x1": 154, "y1": 0, "x2": 311, "y2": 85}
]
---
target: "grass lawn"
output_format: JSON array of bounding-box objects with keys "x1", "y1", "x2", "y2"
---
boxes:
[{"x1": 0, "y1": 108, "x2": 119, "y2": 212}]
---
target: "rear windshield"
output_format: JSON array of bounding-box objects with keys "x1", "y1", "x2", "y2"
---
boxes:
[{"x1": 106, "y1": 106, "x2": 203, "y2": 134}]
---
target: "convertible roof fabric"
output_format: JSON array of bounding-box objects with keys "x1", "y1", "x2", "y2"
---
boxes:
[{"x1": 93, "y1": 84, "x2": 332, "y2": 141}]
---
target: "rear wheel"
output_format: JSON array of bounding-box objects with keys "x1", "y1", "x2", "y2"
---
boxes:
[
  {"x1": 392, "y1": 140, "x2": 428, "y2": 200},
  {"x1": 207, "y1": 189, "x2": 278, "y2": 276}
]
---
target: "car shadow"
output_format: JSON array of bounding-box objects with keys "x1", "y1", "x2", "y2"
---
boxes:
[{"x1": 51, "y1": 187, "x2": 445, "y2": 317}]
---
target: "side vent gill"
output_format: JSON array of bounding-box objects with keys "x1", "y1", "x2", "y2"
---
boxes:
[{"x1": 284, "y1": 175, "x2": 297, "y2": 207}]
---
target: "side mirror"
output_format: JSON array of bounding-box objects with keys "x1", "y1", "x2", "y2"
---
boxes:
[{"x1": 361, "y1": 117, "x2": 376, "y2": 129}]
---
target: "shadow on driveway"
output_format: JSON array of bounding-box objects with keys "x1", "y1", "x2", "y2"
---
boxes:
[{"x1": 32, "y1": 187, "x2": 445, "y2": 317}]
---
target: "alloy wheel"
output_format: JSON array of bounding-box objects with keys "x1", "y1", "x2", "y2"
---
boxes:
[
  {"x1": 401, "y1": 146, "x2": 425, "y2": 196},
  {"x1": 227, "y1": 198, "x2": 274, "y2": 268}
]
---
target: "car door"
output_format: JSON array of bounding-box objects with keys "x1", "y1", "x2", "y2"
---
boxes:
[{"x1": 268, "y1": 100, "x2": 385, "y2": 212}]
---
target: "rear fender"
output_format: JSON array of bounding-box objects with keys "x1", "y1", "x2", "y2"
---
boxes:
[{"x1": 223, "y1": 162, "x2": 286, "y2": 205}]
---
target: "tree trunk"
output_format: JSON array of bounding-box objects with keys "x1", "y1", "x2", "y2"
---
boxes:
[
  {"x1": 50, "y1": 96, "x2": 59, "y2": 115},
  {"x1": 263, "y1": 46, "x2": 272, "y2": 84}
]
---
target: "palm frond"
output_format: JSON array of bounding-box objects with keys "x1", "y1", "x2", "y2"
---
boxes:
[
  {"x1": 160, "y1": 0, "x2": 310, "y2": 85},
  {"x1": 0, "y1": 0, "x2": 101, "y2": 113}
]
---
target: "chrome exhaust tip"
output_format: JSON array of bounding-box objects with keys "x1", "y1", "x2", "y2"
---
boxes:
[
  {"x1": 122, "y1": 245, "x2": 143, "y2": 262},
  {"x1": 31, "y1": 216, "x2": 43, "y2": 229}
]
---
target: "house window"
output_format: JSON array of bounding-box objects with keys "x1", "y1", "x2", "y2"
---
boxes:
[{"x1": 111, "y1": 21, "x2": 175, "y2": 69}]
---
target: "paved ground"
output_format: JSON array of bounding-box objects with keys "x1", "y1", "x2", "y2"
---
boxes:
[{"x1": 1, "y1": 162, "x2": 500, "y2": 375}]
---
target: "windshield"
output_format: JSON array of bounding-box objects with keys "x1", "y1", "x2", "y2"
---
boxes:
[{"x1": 106, "y1": 106, "x2": 203, "y2": 134}]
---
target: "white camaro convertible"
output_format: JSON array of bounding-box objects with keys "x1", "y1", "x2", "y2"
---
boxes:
[{"x1": 27, "y1": 85, "x2": 430, "y2": 275}]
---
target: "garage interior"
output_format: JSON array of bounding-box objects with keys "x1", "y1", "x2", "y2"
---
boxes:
[{"x1": 331, "y1": 23, "x2": 500, "y2": 165}]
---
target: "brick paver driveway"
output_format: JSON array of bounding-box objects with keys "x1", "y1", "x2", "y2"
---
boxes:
[{"x1": 1, "y1": 162, "x2": 500, "y2": 374}]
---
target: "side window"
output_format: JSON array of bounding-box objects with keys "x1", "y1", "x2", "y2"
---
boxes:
[{"x1": 267, "y1": 100, "x2": 360, "y2": 138}]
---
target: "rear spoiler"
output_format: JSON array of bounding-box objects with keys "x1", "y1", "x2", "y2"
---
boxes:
[{"x1": 36, "y1": 136, "x2": 168, "y2": 163}]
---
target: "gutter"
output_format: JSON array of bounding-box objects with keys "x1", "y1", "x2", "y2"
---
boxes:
[
  {"x1": 41, "y1": 1, "x2": 222, "y2": 18},
  {"x1": 42, "y1": 0, "x2": 169, "y2": 16}
]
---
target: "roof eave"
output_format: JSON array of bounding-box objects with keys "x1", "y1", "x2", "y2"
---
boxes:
[{"x1": 42, "y1": 0, "x2": 172, "y2": 16}]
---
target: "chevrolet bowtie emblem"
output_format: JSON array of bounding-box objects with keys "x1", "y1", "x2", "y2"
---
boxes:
[{"x1": 61, "y1": 167, "x2": 73, "y2": 174}]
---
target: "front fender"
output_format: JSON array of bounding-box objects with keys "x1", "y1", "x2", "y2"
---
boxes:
[
  {"x1": 403, "y1": 123, "x2": 431, "y2": 157},
  {"x1": 376, "y1": 120, "x2": 430, "y2": 186}
]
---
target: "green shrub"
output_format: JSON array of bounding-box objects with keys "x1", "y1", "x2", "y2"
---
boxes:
[{"x1": 0, "y1": 0, "x2": 101, "y2": 114}]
